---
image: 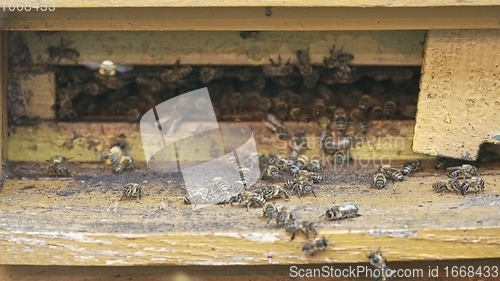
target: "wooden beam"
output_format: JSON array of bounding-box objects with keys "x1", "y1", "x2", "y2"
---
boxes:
[
  {"x1": 0, "y1": 31, "x2": 7, "y2": 178},
  {"x1": 22, "y1": 31, "x2": 426, "y2": 66},
  {"x1": 7, "y1": 121, "x2": 433, "y2": 163},
  {"x1": 2, "y1": 0, "x2": 500, "y2": 8},
  {"x1": 413, "y1": 29, "x2": 500, "y2": 160},
  {"x1": 0, "y1": 165, "x2": 498, "y2": 266},
  {"x1": 1, "y1": 7, "x2": 500, "y2": 31}
]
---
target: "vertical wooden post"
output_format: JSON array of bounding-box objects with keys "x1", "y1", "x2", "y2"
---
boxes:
[{"x1": 0, "y1": 31, "x2": 7, "y2": 179}]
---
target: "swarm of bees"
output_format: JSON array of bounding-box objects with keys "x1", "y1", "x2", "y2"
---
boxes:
[
  {"x1": 432, "y1": 164, "x2": 485, "y2": 196},
  {"x1": 371, "y1": 160, "x2": 421, "y2": 189}
]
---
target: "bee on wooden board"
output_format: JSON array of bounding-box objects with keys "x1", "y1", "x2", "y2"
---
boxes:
[
  {"x1": 47, "y1": 38, "x2": 80, "y2": 63},
  {"x1": 263, "y1": 114, "x2": 289, "y2": 141},
  {"x1": 302, "y1": 236, "x2": 329, "y2": 256},
  {"x1": 258, "y1": 184, "x2": 290, "y2": 201},
  {"x1": 83, "y1": 60, "x2": 133, "y2": 77},
  {"x1": 290, "y1": 178, "x2": 316, "y2": 198},
  {"x1": 261, "y1": 165, "x2": 282, "y2": 182},
  {"x1": 447, "y1": 164, "x2": 478, "y2": 179},
  {"x1": 120, "y1": 183, "x2": 143, "y2": 203},
  {"x1": 229, "y1": 191, "x2": 266, "y2": 211},
  {"x1": 323, "y1": 203, "x2": 360, "y2": 221},
  {"x1": 291, "y1": 155, "x2": 309, "y2": 177},
  {"x1": 367, "y1": 248, "x2": 398, "y2": 281},
  {"x1": 275, "y1": 206, "x2": 295, "y2": 226},
  {"x1": 262, "y1": 55, "x2": 294, "y2": 76},
  {"x1": 401, "y1": 159, "x2": 422, "y2": 176},
  {"x1": 262, "y1": 202, "x2": 279, "y2": 223},
  {"x1": 113, "y1": 156, "x2": 134, "y2": 174},
  {"x1": 432, "y1": 178, "x2": 460, "y2": 195},
  {"x1": 160, "y1": 59, "x2": 193, "y2": 83},
  {"x1": 46, "y1": 155, "x2": 72, "y2": 176},
  {"x1": 323, "y1": 44, "x2": 354, "y2": 69},
  {"x1": 460, "y1": 176, "x2": 485, "y2": 196},
  {"x1": 379, "y1": 165, "x2": 404, "y2": 182},
  {"x1": 372, "y1": 170, "x2": 387, "y2": 189},
  {"x1": 240, "y1": 31, "x2": 260, "y2": 39},
  {"x1": 285, "y1": 218, "x2": 317, "y2": 241}
]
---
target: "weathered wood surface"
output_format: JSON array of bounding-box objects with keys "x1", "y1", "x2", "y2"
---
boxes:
[
  {"x1": 1, "y1": 31, "x2": 7, "y2": 177},
  {"x1": 22, "y1": 31, "x2": 426, "y2": 66},
  {"x1": 2, "y1": 7, "x2": 500, "y2": 31},
  {"x1": 6, "y1": 121, "x2": 433, "y2": 162},
  {"x1": 0, "y1": 161, "x2": 498, "y2": 266},
  {"x1": 3, "y1": 0, "x2": 500, "y2": 8},
  {"x1": 413, "y1": 30, "x2": 500, "y2": 160},
  {"x1": 15, "y1": 72, "x2": 56, "y2": 120}
]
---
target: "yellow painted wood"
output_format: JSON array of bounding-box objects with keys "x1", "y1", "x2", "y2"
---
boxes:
[
  {"x1": 413, "y1": 30, "x2": 500, "y2": 160},
  {"x1": 0, "y1": 167, "x2": 498, "y2": 266},
  {"x1": 22, "y1": 31, "x2": 426, "y2": 66},
  {"x1": 17, "y1": 72, "x2": 56, "y2": 119},
  {"x1": 2, "y1": 0, "x2": 499, "y2": 8},
  {"x1": 6, "y1": 121, "x2": 434, "y2": 163},
  {"x1": 2, "y1": 7, "x2": 500, "y2": 31}
]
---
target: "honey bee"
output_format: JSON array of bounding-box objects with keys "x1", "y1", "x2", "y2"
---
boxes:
[
  {"x1": 231, "y1": 180, "x2": 246, "y2": 194},
  {"x1": 271, "y1": 99, "x2": 288, "y2": 120},
  {"x1": 296, "y1": 48, "x2": 314, "y2": 77},
  {"x1": 262, "y1": 165, "x2": 282, "y2": 182},
  {"x1": 120, "y1": 183, "x2": 143, "y2": 203},
  {"x1": 358, "y1": 94, "x2": 372, "y2": 112},
  {"x1": 259, "y1": 96, "x2": 272, "y2": 113},
  {"x1": 350, "y1": 108, "x2": 369, "y2": 135},
  {"x1": 160, "y1": 59, "x2": 193, "y2": 83},
  {"x1": 135, "y1": 75, "x2": 164, "y2": 92},
  {"x1": 57, "y1": 94, "x2": 79, "y2": 121},
  {"x1": 199, "y1": 66, "x2": 224, "y2": 84},
  {"x1": 265, "y1": 6, "x2": 272, "y2": 16},
  {"x1": 46, "y1": 155, "x2": 71, "y2": 176},
  {"x1": 289, "y1": 107, "x2": 301, "y2": 122},
  {"x1": 460, "y1": 176, "x2": 485, "y2": 195},
  {"x1": 478, "y1": 147, "x2": 499, "y2": 163},
  {"x1": 306, "y1": 159, "x2": 323, "y2": 172},
  {"x1": 47, "y1": 38, "x2": 80, "y2": 63},
  {"x1": 263, "y1": 114, "x2": 289, "y2": 140},
  {"x1": 230, "y1": 191, "x2": 266, "y2": 211},
  {"x1": 93, "y1": 72, "x2": 129, "y2": 90},
  {"x1": 299, "y1": 111, "x2": 311, "y2": 123},
  {"x1": 302, "y1": 237, "x2": 329, "y2": 256},
  {"x1": 448, "y1": 164, "x2": 478, "y2": 179},
  {"x1": 289, "y1": 132, "x2": 308, "y2": 161},
  {"x1": 259, "y1": 184, "x2": 290, "y2": 201},
  {"x1": 333, "y1": 107, "x2": 348, "y2": 136},
  {"x1": 229, "y1": 92, "x2": 244, "y2": 114},
  {"x1": 237, "y1": 67, "x2": 256, "y2": 82},
  {"x1": 238, "y1": 167, "x2": 254, "y2": 187},
  {"x1": 311, "y1": 98, "x2": 326, "y2": 117},
  {"x1": 106, "y1": 146, "x2": 123, "y2": 166},
  {"x1": 432, "y1": 178, "x2": 460, "y2": 195},
  {"x1": 212, "y1": 177, "x2": 231, "y2": 191},
  {"x1": 324, "y1": 203, "x2": 360, "y2": 221},
  {"x1": 304, "y1": 171, "x2": 323, "y2": 184},
  {"x1": 291, "y1": 155, "x2": 309, "y2": 177},
  {"x1": 372, "y1": 171, "x2": 387, "y2": 189},
  {"x1": 285, "y1": 218, "x2": 317, "y2": 241},
  {"x1": 291, "y1": 178, "x2": 316, "y2": 198},
  {"x1": 240, "y1": 31, "x2": 260, "y2": 39},
  {"x1": 126, "y1": 108, "x2": 141, "y2": 123},
  {"x1": 323, "y1": 44, "x2": 354, "y2": 69},
  {"x1": 262, "y1": 202, "x2": 279, "y2": 222},
  {"x1": 370, "y1": 106, "x2": 384, "y2": 120},
  {"x1": 368, "y1": 249, "x2": 397, "y2": 281},
  {"x1": 275, "y1": 206, "x2": 295, "y2": 226},
  {"x1": 82, "y1": 82, "x2": 107, "y2": 96},
  {"x1": 391, "y1": 67, "x2": 414, "y2": 84},
  {"x1": 262, "y1": 55, "x2": 294, "y2": 76},
  {"x1": 401, "y1": 159, "x2": 422, "y2": 176},
  {"x1": 113, "y1": 156, "x2": 133, "y2": 174},
  {"x1": 83, "y1": 60, "x2": 133, "y2": 76},
  {"x1": 379, "y1": 165, "x2": 404, "y2": 182},
  {"x1": 302, "y1": 71, "x2": 320, "y2": 89},
  {"x1": 383, "y1": 98, "x2": 397, "y2": 119}
]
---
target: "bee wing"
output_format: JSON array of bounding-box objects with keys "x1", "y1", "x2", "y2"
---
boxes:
[
  {"x1": 115, "y1": 65, "x2": 134, "y2": 73},
  {"x1": 262, "y1": 120, "x2": 277, "y2": 132},
  {"x1": 82, "y1": 61, "x2": 101, "y2": 70},
  {"x1": 266, "y1": 114, "x2": 282, "y2": 127}
]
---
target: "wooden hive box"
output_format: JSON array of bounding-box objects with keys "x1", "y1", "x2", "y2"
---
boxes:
[{"x1": 0, "y1": 1, "x2": 499, "y2": 280}]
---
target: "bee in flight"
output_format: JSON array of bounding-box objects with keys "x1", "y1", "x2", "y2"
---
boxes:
[{"x1": 83, "y1": 60, "x2": 134, "y2": 76}]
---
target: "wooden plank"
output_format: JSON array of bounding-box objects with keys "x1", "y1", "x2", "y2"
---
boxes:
[
  {"x1": 2, "y1": 0, "x2": 500, "y2": 8},
  {"x1": 16, "y1": 72, "x2": 56, "y2": 119},
  {"x1": 413, "y1": 30, "x2": 500, "y2": 160},
  {"x1": 1, "y1": 31, "x2": 6, "y2": 178},
  {"x1": 2, "y1": 7, "x2": 500, "y2": 31},
  {"x1": 22, "y1": 31, "x2": 426, "y2": 66},
  {"x1": 6, "y1": 121, "x2": 434, "y2": 163},
  {"x1": 0, "y1": 163, "x2": 498, "y2": 266}
]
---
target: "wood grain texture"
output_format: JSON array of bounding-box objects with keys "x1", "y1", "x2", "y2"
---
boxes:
[
  {"x1": 16, "y1": 72, "x2": 56, "y2": 119},
  {"x1": 0, "y1": 162, "x2": 499, "y2": 266},
  {"x1": 2, "y1": 0, "x2": 499, "y2": 8},
  {"x1": 2, "y1": 7, "x2": 500, "y2": 31},
  {"x1": 23, "y1": 31, "x2": 426, "y2": 66},
  {"x1": 6, "y1": 121, "x2": 433, "y2": 163},
  {"x1": 413, "y1": 29, "x2": 500, "y2": 160}
]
